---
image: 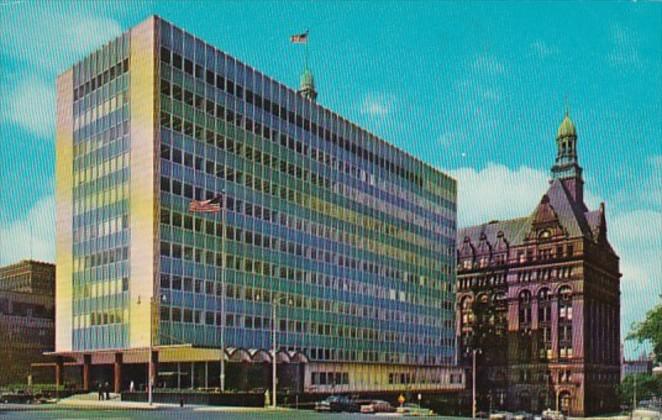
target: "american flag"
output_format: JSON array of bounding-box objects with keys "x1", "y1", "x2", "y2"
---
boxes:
[
  {"x1": 189, "y1": 195, "x2": 222, "y2": 213},
  {"x1": 290, "y1": 31, "x2": 308, "y2": 44}
]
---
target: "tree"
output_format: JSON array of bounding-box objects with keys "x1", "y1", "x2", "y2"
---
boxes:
[
  {"x1": 618, "y1": 374, "x2": 662, "y2": 408},
  {"x1": 627, "y1": 302, "x2": 662, "y2": 364}
]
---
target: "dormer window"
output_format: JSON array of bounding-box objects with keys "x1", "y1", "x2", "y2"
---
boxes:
[{"x1": 538, "y1": 229, "x2": 551, "y2": 240}]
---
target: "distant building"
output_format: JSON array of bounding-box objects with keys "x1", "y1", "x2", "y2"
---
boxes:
[
  {"x1": 0, "y1": 260, "x2": 55, "y2": 385},
  {"x1": 456, "y1": 114, "x2": 621, "y2": 417},
  {"x1": 622, "y1": 352, "x2": 654, "y2": 380},
  {"x1": 53, "y1": 15, "x2": 463, "y2": 396}
]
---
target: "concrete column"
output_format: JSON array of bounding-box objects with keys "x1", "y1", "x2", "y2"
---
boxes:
[
  {"x1": 114, "y1": 353, "x2": 123, "y2": 393},
  {"x1": 177, "y1": 362, "x2": 181, "y2": 389},
  {"x1": 55, "y1": 356, "x2": 63, "y2": 388},
  {"x1": 205, "y1": 361, "x2": 209, "y2": 389},
  {"x1": 82, "y1": 354, "x2": 91, "y2": 391},
  {"x1": 151, "y1": 351, "x2": 159, "y2": 389},
  {"x1": 190, "y1": 362, "x2": 195, "y2": 389}
]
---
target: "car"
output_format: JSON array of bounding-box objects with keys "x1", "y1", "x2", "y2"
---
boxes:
[
  {"x1": 631, "y1": 408, "x2": 662, "y2": 420},
  {"x1": 396, "y1": 403, "x2": 435, "y2": 416},
  {"x1": 314, "y1": 395, "x2": 339, "y2": 412},
  {"x1": 490, "y1": 412, "x2": 514, "y2": 420},
  {"x1": 541, "y1": 409, "x2": 565, "y2": 420},
  {"x1": 513, "y1": 412, "x2": 534, "y2": 420},
  {"x1": 329, "y1": 395, "x2": 364, "y2": 413},
  {"x1": 360, "y1": 399, "x2": 396, "y2": 414}
]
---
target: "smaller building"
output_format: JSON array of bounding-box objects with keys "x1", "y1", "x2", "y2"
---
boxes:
[
  {"x1": 0, "y1": 260, "x2": 55, "y2": 386},
  {"x1": 622, "y1": 352, "x2": 654, "y2": 380}
]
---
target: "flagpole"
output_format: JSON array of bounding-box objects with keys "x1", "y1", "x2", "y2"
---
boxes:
[{"x1": 304, "y1": 29, "x2": 309, "y2": 71}]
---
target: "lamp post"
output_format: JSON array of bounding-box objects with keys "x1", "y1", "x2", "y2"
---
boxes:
[
  {"x1": 270, "y1": 293, "x2": 292, "y2": 409},
  {"x1": 466, "y1": 347, "x2": 482, "y2": 418},
  {"x1": 189, "y1": 190, "x2": 226, "y2": 392},
  {"x1": 272, "y1": 298, "x2": 277, "y2": 409},
  {"x1": 139, "y1": 293, "x2": 166, "y2": 406},
  {"x1": 219, "y1": 192, "x2": 226, "y2": 392}
]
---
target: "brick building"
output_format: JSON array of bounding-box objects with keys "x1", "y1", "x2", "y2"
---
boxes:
[
  {"x1": 0, "y1": 260, "x2": 55, "y2": 385},
  {"x1": 456, "y1": 113, "x2": 621, "y2": 416}
]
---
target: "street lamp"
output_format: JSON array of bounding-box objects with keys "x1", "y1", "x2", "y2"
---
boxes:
[
  {"x1": 270, "y1": 293, "x2": 292, "y2": 409},
  {"x1": 465, "y1": 347, "x2": 482, "y2": 418},
  {"x1": 138, "y1": 293, "x2": 167, "y2": 406}
]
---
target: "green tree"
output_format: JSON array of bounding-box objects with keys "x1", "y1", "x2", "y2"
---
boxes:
[
  {"x1": 618, "y1": 374, "x2": 662, "y2": 408},
  {"x1": 627, "y1": 302, "x2": 662, "y2": 364}
]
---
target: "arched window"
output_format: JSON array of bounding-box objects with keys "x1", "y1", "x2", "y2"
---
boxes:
[
  {"x1": 558, "y1": 286, "x2": 573, "y2": 359},
  {"x1": 538, "y1": 288, "x2": 552, "y2": 359},
  {"x1": 460, "y1": 296, "x2": 474, "y2": 325},
  {"x1": 518, "y1": 290, "x2": 532, "y2": 325}
]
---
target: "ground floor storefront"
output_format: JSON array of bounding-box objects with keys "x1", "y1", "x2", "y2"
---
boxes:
[{"x1": 36, "y1": 345, "x2": 465, "y2": 399}]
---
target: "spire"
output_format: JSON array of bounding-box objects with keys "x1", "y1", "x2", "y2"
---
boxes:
[
  {"x1": 299, "y1": 66, "x2": 317, "y2": 101},
  {"x1": 551, "y1": 109, "x2": 584, "y2": 204}
]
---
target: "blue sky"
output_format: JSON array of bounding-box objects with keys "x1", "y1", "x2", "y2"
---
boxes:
[{"x1": 1, "y1": 1, "x2": 660, "y2": 356}]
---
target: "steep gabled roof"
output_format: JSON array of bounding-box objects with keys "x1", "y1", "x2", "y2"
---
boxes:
[{"x1": 457, "y1": 179, "x2": 602, "y2": 248}]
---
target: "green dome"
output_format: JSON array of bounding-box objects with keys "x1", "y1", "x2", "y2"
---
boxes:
[
  {"x1": 557, "y1": 113, "x2": 576, "y2": 138},
  {"x1": 300, "y1": 68, "x2": 315, "y2": 89}
]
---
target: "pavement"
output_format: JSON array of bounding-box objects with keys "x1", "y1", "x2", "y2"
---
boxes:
[{"x1": 1, "y1": 392, "x2": 293, "y2": 412}]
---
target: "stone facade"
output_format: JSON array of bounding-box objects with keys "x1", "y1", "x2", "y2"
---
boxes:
[
  {"x1": 456, "y1": 114, "x2": 621, "y2": 417},
  {"x1": 0, "y1": 260, "x2": 55, "y2": 385}
]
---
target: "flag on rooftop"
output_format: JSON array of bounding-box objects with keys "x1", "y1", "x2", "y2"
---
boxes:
[
  {"x1": 290, "y1": 31, "x2": 308, "y2": 44},
  {"x1": 189, "y1": 195, "x2": 222, "y2": 213}
]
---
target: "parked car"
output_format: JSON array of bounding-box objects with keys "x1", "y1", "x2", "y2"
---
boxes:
[
  {"x1": 360, "y1": 399, "x2": 396, "y2": 413},
  {"x1": 631, "y1": 408, "x2": 661, "y2": 420},
  {"x1": 314, "y1": 395, "x2": 339, "y2": 412},
  {"x1": 329, "y1": 395, "x2": 364, "y2": 413},
  {"x1": 396, "y1": 403, "x2": 435, "y2": 416},
  {"x1": 490, "y1": 412, "x2": 514, "y2": 420},
  {"x1": 541, "y1": 409, "x2": 565, "y2": 420},
  {"x1": 514, "y1": 412, "x2": 534, "y2": 420}
]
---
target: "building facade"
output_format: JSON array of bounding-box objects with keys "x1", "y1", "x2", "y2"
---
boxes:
[
  {"x1": 55, "y1": 15, "x2": 462, "y2": 395},
  {"x1": 0, "y1": 260, "x2": 55, "y2": 385},
  {"x1": 456, "y1": 114, "x2": 621, "y2": 416}
]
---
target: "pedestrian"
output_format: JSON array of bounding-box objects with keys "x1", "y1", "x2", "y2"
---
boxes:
[
  {"x1": 129, "y1": 380, "x2": 135, "y2": 393},
  {"x1": 104, "y1": 381, "x2": 110, "y2": 400},
  {"x1": 97, "y1": 382, "x2": 103, "y2": 401}
]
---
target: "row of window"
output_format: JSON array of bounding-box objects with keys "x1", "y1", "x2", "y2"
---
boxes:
[
  {"x1": 311, "y1": 371, "x2": 349, "y2": 386},
  {"x1": 160, "y1": 48, "x2": 428, "y2": 189},
  {"x1": 74, "y1": 59, "x2": 129, "y2": 101},
  {"x1": 158, "y1": 109, "x2": 445, "y2": 248},
  {"x1": 159, "y1": 154, "x2": 443, "y2": 267}
]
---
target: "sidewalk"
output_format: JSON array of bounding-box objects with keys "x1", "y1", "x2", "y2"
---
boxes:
[{"x1": 54, "y1": 392, "x2": 176, "y2": 410}]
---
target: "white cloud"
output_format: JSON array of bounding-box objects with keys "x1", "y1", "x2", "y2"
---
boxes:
[
  {"x1": 450, "y1": 162, "x2": 660, "y2": 355},
  {"x1": 0, "y1": 6, "x2": 122, "y2": 138},
  {"x1": 360, "y1": 93, "x2": 395, "y2": 117},
  {"x1": 0, "y1": 195, "x2": 55, "y2": 265},
  {"x1": 607, "y1": 24, "x2": 642, "y2": 68},
  {"x1": 2, "y1": 77, "x2": 55, "y2": 138},
  {"x1": 609, "y1": 209, "x2": 662, "y2": 347},
  {"x1": 448, "y1": 163, "x2": 550, "y2": 227},
  {"x1": 471, "y1": 54, "x2": 506, "y2": 75},
  {"x1": 530, "y1": 40, "x2": 558, "y2": 59},
  {"x1": 0, "y1": 7, "x2": 122, "y2": 74}
]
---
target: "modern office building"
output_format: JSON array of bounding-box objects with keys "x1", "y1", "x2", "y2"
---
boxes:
[
  {"x1": 55, "y1": 15, "x2": 462, "y2": 395},
  {"x1": 455, "y1": 114, "x2": 621, "y2": 416},
  {"x1": 0, "y1": 260, "x2": 55, "y2": 386}
]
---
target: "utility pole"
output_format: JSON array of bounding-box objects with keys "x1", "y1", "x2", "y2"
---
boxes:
[
  {"x1": 633, "y1": 374, "x2": 637, "y2": 411},
  {"x1": 272, "y1": 298, "x2": 278, "y2": 409},
  {"x1": 220, "y1": 192, "x2": 226, "y2": 392},
  {"x1": 472, "y1": 348, "x2": 478, "y2": 418},
  {"x1": 148, "y1": 296, "x2": 154, "y2": 406}
]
